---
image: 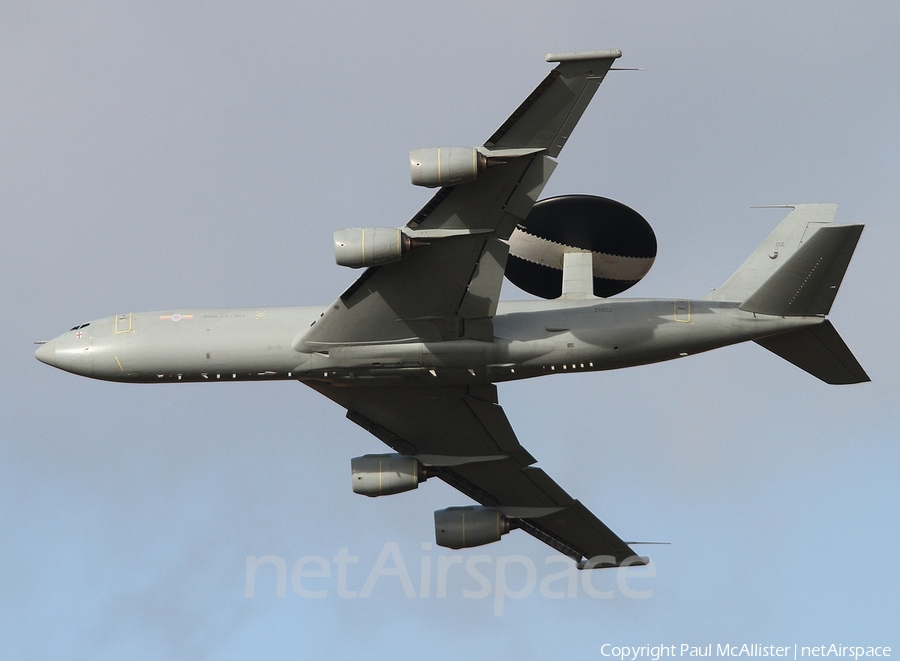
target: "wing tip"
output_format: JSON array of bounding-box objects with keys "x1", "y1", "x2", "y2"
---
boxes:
[
  {"x1": 545, "y1": 49, "x2": 622, "y2": 63},
  {"x1": 576, "y1": 554, "x2": 650, "y2": 570}
]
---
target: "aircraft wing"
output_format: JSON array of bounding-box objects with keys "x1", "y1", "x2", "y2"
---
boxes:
[
  {"x1": 308, "y1": 381, "x2": 645, "y2": 567},
  {"x1": 295, "y1": 50, "x2": 621, "y2": 349},
  {"x1": 298, "y1": 51, "x2": 639, "y2": 566}
]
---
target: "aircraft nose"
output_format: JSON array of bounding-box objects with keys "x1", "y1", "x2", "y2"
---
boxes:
[{"x1": 35, "y1": 339, "x2": 57, "y2": 367}]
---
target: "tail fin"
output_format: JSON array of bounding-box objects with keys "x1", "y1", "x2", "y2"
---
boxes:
[
  {"x1": 755, "y1": 321, "x2": 870, "y2": 384},
  {"x1": 739, "y1": 223, "x2": 863, "y2": 316},
  {"x1": 706, "y1": 204, "x2": 838, "y2": 303},
  {"x1": 709, "y1": 204, "x2": 868, "y2": 384}
]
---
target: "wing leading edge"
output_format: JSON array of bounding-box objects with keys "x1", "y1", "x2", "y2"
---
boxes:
[{"x1": 308, "y1": 381, "x2": 646, "y2": 567}]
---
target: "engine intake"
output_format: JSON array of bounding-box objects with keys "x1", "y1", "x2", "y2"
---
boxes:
[
  {"x1": 434, "y1": 506, "x2": 510, "y2": 549},
  {"x1": 351, "y1": 454, "x2": 425, "y2": 497},
  {"x1": 409, "y1": 147, "x2": 488, "y2": 188}
]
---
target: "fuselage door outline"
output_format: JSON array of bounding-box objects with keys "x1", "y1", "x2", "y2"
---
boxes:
[
  {"x1": 674, "y1": 300, "x2": 691, "y2": 323},
  {"x1": 115, "y1": 313, "x2": 132, "y2": 334}
]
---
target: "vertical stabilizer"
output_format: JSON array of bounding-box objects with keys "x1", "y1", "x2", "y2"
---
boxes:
[
  {"x1": 706, "y1": 204, "x2": 836, "y2": 303},
  {"x1": 740, "y1": 224, "x2": 863, "y2": 316}
]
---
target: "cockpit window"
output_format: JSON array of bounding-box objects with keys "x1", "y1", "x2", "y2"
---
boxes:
[{"x1": 69, "y1": 323, "x2": 91, "y2": 331}]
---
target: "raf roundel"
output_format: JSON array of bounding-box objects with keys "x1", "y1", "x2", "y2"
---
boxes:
[{"x1": 504, "y1": 195, "x2": 657, "y2": 299}]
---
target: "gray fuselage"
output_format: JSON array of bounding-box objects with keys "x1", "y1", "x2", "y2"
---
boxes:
[{"x1": 35, "y1": 298, "x2": 821, "y2": 386}]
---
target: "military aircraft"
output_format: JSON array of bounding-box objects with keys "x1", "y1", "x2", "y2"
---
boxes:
[{"x1": 35, "y1": 50, "x2": 868, "y2": 569}]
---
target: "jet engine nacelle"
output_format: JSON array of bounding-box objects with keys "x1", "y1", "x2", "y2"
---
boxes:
[
  {"x1": 434, "y1": 506, "x2": 510, "y2": 549},
  {"x1": 351, "y1": 453, "x2": 425, "y2": 497},
  {"x1": 505, "y1": 195, "x2": 658, "y2": 299},
  {"x1": 334, "y1": 228, "x2": 412, "y2": 269},
  {"x1": 409, "y1": 147, "x2": 488, "y2": 188}
]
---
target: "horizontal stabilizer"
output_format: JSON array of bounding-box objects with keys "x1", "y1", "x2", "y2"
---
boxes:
[
  {"x1": 740, "y1": 224, "x2": 863, "y2": 316},
  {"x1": 754, "y1": 320, "x2": 869, "y2": 384}
]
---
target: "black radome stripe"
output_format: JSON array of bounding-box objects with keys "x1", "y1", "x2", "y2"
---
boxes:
[{"x1": 522, "y1": 195, "x2": 656, "y2": 258}]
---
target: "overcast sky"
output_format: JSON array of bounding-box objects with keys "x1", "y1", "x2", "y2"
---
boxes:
[{"x1": 2, "y1": 2, "x2": 899, "y2": 660}]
